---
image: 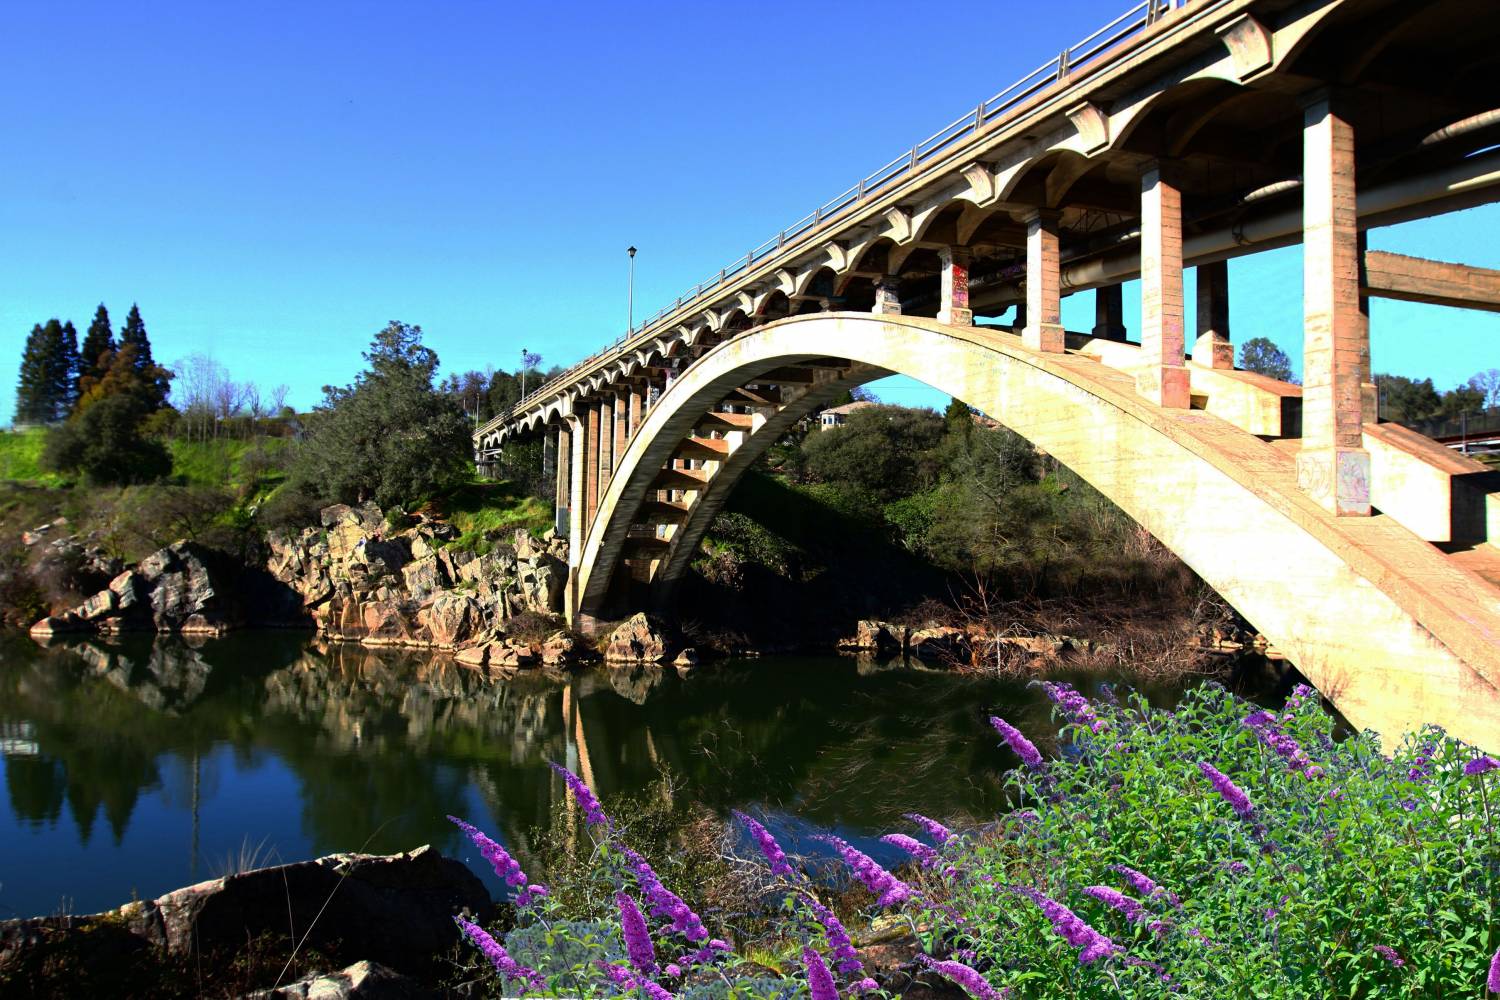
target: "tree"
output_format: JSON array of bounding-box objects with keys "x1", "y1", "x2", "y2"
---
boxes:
[
  {"x1": 1467, "y1": 369, "x2": 1500, "y2": 410},
  {"x1": 1375, "y1": 374, "x2": 1442, "y2": 424},
  {"x1": 117, "y1": 304, "x2": 169, "y2": 409},
  {"x1": 1439, "y1": 381, "x2": 1486, "y2": 421},
  {"x1": 1239, "y1": 337, "x2": 1296, "y2": 382},
  {"x1": 79, "y1": 304, "x2": 115, "y2": 389},
  {"x1": 76, "y1": 342, "x2": 174, "y2": 417},
  {"x1": 55, "y1": 322, "x2": 79, "y2": 414},
  {"x1": 40, "y1": 393, "x2": 172, "y2": 485},
  {"x1": 14, "y1": 324, "x2": 54, "y2": 425},
  {"x1": 289, "y1": 321, "x2": 472, "y2": 509},
  {"x1": 801, "y1": 404, "x2": 945, "y2": 501}
]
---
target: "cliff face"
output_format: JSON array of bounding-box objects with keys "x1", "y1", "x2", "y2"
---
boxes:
[{"x1": 29, "y1": 503, "x2": 572, "y2": 656}]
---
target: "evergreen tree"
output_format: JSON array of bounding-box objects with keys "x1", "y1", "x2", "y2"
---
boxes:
[
  {"x1": 55, "y1": 321, "x2": 80, "y2": 415},
  {"x1": 116, "y1": 304, "x2": 169, "y2": 409},
  {"x1": 14, "y1": 324, "x2": 53, "y2": 425},
  {"x1": 79, "y1": 304, "x2": 114, "y2": 388},
  {"x1": 1239, "y1": 337, "x2": 1297, "y2": 383}
]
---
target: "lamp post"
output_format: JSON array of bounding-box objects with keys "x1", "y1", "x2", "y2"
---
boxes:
[
  {"x1": 627, "y1": 246, "x2": 638, "y2": 335},
  {"x1": 520, "y1": 347, "x2": 528, "y2": 401}
]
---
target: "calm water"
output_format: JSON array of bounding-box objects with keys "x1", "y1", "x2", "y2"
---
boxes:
[{"x1": 0, "y1": 631, "x2": 1199, "y2": 919}]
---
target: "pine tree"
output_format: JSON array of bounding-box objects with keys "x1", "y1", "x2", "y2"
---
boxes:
[
  {"x1": 14, "y1": 324, "x2": 52, "y2": 425},
  {"x1": 55, "y1": 321, "x2": 80, "y2": 415},
  {"x1": 79, "y1": 304, "x2": 114, "y2": 388},
  {"x1": 116, "y1": 303, "x2": 168, "y2": 409}
]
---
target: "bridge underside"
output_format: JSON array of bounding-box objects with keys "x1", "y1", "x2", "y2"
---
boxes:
[{"x1": 478, "y1": 0, "x2": 1500, "y2": 749}]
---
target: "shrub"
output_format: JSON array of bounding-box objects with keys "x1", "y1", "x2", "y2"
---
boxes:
[{"x1": 452, "y1": 684, "x2": 1500, "y2": 999}]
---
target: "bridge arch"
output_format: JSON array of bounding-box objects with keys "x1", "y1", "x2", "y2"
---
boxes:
[{"x1": 572, "y1": 312, "x2": 1500, "y2": 749}]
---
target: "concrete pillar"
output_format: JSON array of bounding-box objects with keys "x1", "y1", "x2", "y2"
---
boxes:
[
  {"x1": 1137, "y1": 161, "x2": 1191, "y2": 407},
  {"x1": 1297, "y1": 92, "x2": 1370, "y2": 516},
  {"x1": 1093, "y1": 283, "x2": 1127, "y2": 340},
  {"x1": 1011, "y1": 301, "x2": 1027, "y2": 334},
  {"x1": 1356, "y1": 231, "x2": 1378, "y2": 422},
  {"x1": 613, "y1": 387, "x2": 628, "y2": 472},
  {"x1": 585, "y1": 402, "x2": 601, "y2": 526},
  {"x1": 872, "y1": 276, "x2": 902, "y2": 315},
  {"x1": 628, "y1": 383, "x2": 644, "y2": 438},
  {"x1": 938, "y1": 247, "x2": 973, "y2": 326},
  {"x1": 554, "y1": 423, "x2": 571, "y2": 537},
  {"x1": 1193, "y1": 260, "x2": 1234, "y2": 369},
  {"x1": 1023, "y1": 209, "x2": 1064, "y2": 352}
]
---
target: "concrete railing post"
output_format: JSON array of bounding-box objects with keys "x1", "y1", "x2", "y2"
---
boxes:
[
  {"x1": 1297, "y1": 91, "x2": 1371, "y2": 515},
  {"x1": 1137, "y1": 161, "x2": 1191, "y2": 407},
  {"x1": 938, "y1": 246, "x2": 974, "y2": 326},
  {"x1": 872, "y1": 275, "x2": 902, "y2": 315}
]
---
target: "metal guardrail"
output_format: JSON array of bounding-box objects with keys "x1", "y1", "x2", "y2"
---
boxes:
[{"x1": 480, "y1": 0, "x2": 1186, "y2": 438}]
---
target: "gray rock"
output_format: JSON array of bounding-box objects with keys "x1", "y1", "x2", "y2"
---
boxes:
[{"x1": 244, "y1": 960, "x2": 435, "y2": 999}]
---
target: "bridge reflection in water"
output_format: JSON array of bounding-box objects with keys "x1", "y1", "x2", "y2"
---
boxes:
[{"x1": 0, "y1": 631, "x2": 1216, "y2": 919}]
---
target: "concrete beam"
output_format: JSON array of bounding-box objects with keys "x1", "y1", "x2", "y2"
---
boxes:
[{"x1": 1362, "y1": 250, "x2": 1500, "y2": 313}]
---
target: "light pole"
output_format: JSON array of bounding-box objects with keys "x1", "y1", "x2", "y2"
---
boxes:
[
  {"x1": 627, "y1": 246, "x2": 637, "y2": 335},
  {"x1": 520, "y1": 347, "x2": 528, "y2": 400}
]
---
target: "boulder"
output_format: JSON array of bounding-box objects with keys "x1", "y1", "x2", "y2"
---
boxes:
[
  {"x1": 839, "y1": 620, "x2": 905, "y2": 655},
  {"x1": 907, "y1": 626, "x2": 970, "y2": 663},
  {"x1": 361, "y1": 600, "x2": 415, "y2": 644},
  {"x1": 673, "y1": 647, "x2": 699, "y2": 668},
  {"x1": 76, "y1": 587, "x2": 117, "y2": 622},
  {"x1": 604, "y1": 612, "x2": 671, "y2": 663},
  {"x1": 540, "y1": 631, "x2": 575, "y2": 666},
  {"x1": 245, "y1": 960, "x2": 435, "y2": 999},
  {"x1": 400, "y1": 557, "x2": 449, "y2": 602},
  {"x1": 28, "y1": 613, "x2": 86, "y2": 638},
  {"x1": 426, "y1": 593, "x2": 479, "y2": 647},
  {"x1": 146, "y1": 542, "x2": 235, "y2": 632}
]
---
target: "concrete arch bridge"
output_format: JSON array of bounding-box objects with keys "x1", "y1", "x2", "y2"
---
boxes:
[{"x1": 478, "y1": 0, "x2": 1500, "y2": 748}]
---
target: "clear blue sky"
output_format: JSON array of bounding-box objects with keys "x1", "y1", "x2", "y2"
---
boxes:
[{"x1": 1, "y1": 0, "x2": 1494, "y2": 422}]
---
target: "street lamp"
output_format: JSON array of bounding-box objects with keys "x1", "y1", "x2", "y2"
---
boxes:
[
  {"x1": 627, "y1": 246, "x2": 638, "y2": 335},
  {"x1": 520, "y1": 347, "x2": 529, "y2": 400}
]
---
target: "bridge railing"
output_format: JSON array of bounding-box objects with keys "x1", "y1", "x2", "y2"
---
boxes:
[{"x1": 482, "y1": 0, "x2": 1185, "y2": 437}]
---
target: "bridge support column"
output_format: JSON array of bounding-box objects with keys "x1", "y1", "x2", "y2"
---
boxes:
[
  {"x1": 1192, "y1": 260, "x2": 1234, "y2": 369},
  {"x1": 1022, "y1": 209, "x2": 1065, "y2": 353},
  {"x1": 1356, "y1": 232, "x2": 1379, "y2": 423},
  {"x1": 1137, "y1": 162, "x2": 1191, "y2": 407},
  {"x1": 1297, "y1": 93, "x2": 1370, "y2": 516},
  {"x1": 566, "y1": 413, "x2": 588, "y2": 618},
  {"x1": 872, "y1": 276, "x2": 902, "y2": 315},
  {"x1": 613, "y1": 386, "x2": 628, "y2": 472},
  {"x1": 1011, "y1": 301, "x2": 1026, "y2": 334},
  {"x1": 628, "y1": 383, "x2": 644, "y2": 438},
  {"x1": 585, "y1": 402, "x2": 602, "y2": 527},
  {"x1": 554, "y1": 423, "x2": 571, "y2": 537},
  {"x1": 1092, "y1": 283, "x2": 1126, "y2": 340},
  {"x1": 938, "y1": 247, "x2": 973, "y2": 326}
]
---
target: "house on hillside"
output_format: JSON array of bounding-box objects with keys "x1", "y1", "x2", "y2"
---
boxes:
[{"x1": 818, "y1": 400, "x2": 875, "y2": 430}]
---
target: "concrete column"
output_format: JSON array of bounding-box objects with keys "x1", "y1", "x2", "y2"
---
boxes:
[
  {"x1": 1023, "y1": 209, "x2": 1065, "y2": 352},
  {"x1": 872, "y1": 276, "x2": 902, "y2": 315},
  {"x1": 585, "y1": 402, "x2": 601, "y2": 526},
  {"x1": 554, "y1": 423, "x2": 571, "y2": 537},
  {"x1": 629, "y1": 383, "x2": 644, "y2": 437},
  {"x1": 613, "y1": 386, "x2": 628, "y2": 471},
  {"x1": 1137, "y1": 162, "x2": 1191, "y2": 407},
  {"x1": 1356, "y1": 231, "x2": 1378, "y2": 422},
  {"x1": 1093, "y1": 283, "x2": 1127, "y2": 340},
  {"x1": 567, "y1": 414, "x2": 587, "y2": 562},
  {"x1": 938, "y1": 247, "x2": 973, "y2": 326},
  {"x1": 1011, "y1": 301, "x2": 1027, "y2": 334},
  {"x1": 1297, "y1": 93, "x2": 1370, "y2": 516},
  {"x1": 1193, "y1": 260, "x2": 1234, "y2": 369}
]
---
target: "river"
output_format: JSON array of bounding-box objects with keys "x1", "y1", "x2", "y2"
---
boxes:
[{"x1": 0, "y1": 630, "x2": 1209, "y2": 920}]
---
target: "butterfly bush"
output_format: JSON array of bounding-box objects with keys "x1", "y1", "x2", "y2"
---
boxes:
[{"x1": 455, "y1": 682, "x2": 1500, "y2": 998}]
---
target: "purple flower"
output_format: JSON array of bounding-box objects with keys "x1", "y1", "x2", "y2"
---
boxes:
[
  {"x1": 1465, "y1": 756, "x2": 1499, "y2": 776},
  {"x1": 1198, "y1": 761, "x2": 1254, "y2": 819},
  {"x1": 665, "y1": 963, "x2": 682, "y2": 978},
  {"x1": 1242, "y1": 713, "x2": 1321, "y2": 778},
  {"x1": 549, "y1": 761, "x2": 611, "y2": 828},
  {"x1": 1041, "y1": 681, "x2": 1107, "y2": 732},
  {"x1": 734, "y1": 810, "x2": 795, "y2": 878},
  {"x1": 819, "y1": 835, "x2": 911, "y2": 907},
  {"x1": 905, "y1": 812, "x2": 955, "y2": 845},
  {"x1": 1022, "y1": 889, "x2": 1117, "y2": 965},
  {"x1": 1108, "y1": 864, "x2": 1179, "y2": 907},
  {"x1": 805, "y1": 897, "x2": 864, "y2": 977},
  {"x1": 852, "y1": 977, "x2": 880, "y2": 994},
  {"x1": 617, "y1": 891, "x2": 657, "y2": 974},
  {"x1": 447, "y1": 815, "x2": 537, "y2": 892},
  {"x1": 668, "y1": 939, "x2": 731, "y2": 972},
  {"x1": 919, "y1": 955, "x2": 1007, "y2": 1000},
  {"x1": 989, "y1": 716, "x2": 1043, "y2": 769},
  {"x1": 1083, "y1": 885, "x2": 1146, "y2": 923},
  {"x1": 1408, "y1": 740, "x2": 1438, "y2": 782},
  {"x1": 617, "y1": 845, "x2": 708, "y2": 941},
  {"x1": 1221, "y1": 861, "x2": 1249, "y2": 875},
  {"x1": 456, "y1": 917, "x2": 546, "y2": 995},
  {"x1": 804, "y1": 947, "x2": 839, "y2": 1000},
  {"x1": 1374, "y1": 945, "x2": 1404, "y2": 968},
  {"x1": 1489, "y1": 945, "x2": 1500, "y2": 993},
  {"x1": 882, "y1": 833, "x2": 941, "y2": 870},
  {"x1": 598, "y1": 962, "x2": 674, "y2": 1000}
]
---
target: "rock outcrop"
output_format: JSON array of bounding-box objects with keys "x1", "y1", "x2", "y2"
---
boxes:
[
  {"x1": 604, "y1": 612, "x2": 673, "y2": 663},
  {"x1": 30, "y1": 541, "x2": 240, "y2": 638},
  {"x1": 245, "y1": 960, "x2": 435, "y2": 999}
]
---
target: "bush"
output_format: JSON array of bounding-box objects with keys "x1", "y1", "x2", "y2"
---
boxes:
[
  {"x1": 41, "y1": 395, "x2": 171, "y2": 486},
  {"x1": 451, "y1": 685, "x2": 1500, "y2": 999}
]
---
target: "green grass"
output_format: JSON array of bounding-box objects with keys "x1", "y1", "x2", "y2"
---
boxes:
[
  {"x1": 168, "y1": 437, "x2": 289, "y2": 490},
  {"x1": 436, "y1": 479, "x2": 552, "y2": 553},
  {"x1": 0, "y1": 428, "x2": 66, "y2": 485}
]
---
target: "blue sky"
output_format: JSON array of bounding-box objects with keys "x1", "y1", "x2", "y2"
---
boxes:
[{"x1": 1, "y1": 1, "x2": 1494, "y2": 422}]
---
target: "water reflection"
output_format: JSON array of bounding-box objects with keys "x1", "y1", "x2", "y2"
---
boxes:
[{"x1": 0, "y1": 631, "x2": 1190, "y2": 919}]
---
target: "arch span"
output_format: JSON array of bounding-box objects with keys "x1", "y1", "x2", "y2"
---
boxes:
[{"x1": 575, "y1": 313, "x2": 1500, "y2": 749}]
